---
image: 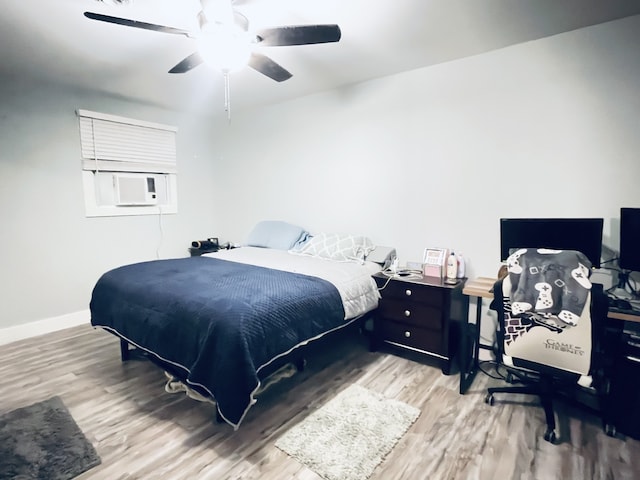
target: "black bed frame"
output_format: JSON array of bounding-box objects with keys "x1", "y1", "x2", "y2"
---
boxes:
[{"x1": 114, "y1": 312, "x2": 373, "y2": 423}]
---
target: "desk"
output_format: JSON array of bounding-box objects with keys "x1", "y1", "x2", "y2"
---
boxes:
[
  {"x1": 459, "y1": 277, "x2": 497, "y2": 394},
  {"x1": 608, "y1": 309, "x2": 640, "y2": 323},
  {"x1": 458, "y1": 277, "x2": 640, "y2": 394}
]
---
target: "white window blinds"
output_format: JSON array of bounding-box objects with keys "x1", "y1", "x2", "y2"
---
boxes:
[{"x1": 78, "y1": 109, "x2": 177, "y2": 174}]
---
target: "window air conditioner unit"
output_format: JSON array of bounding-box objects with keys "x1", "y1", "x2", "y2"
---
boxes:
[{"x1": 113, "y1": 174, "x2": 157, "y2": 206}]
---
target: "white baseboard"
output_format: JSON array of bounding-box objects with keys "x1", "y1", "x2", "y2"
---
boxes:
[{"x1": 0, "y1": 310, "x2": 90, "y2": 346}]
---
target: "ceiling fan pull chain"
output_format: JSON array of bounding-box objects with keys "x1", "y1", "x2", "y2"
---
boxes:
[{"x1": 224, "y1": 71, "x2": 232, "y2": 122}]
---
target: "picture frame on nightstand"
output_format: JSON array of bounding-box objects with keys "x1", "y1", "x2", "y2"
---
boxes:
[{"x1": 423, "y1": 247, "x2": 447, "y2": 278}]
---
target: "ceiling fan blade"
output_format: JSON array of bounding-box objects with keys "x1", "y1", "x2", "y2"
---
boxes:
[
  {"x1": 84, "y1": 12, "x2": 191, "y2": 37},
  {"x1": 169, "y1": 52, "x2": 204, "y2": 74},
  {"x1": 255, "y1": 24, "x2": 341, "y2": 46},
  {"x1": 248, "y1": 53, "x2": 292, "y2": 82}
]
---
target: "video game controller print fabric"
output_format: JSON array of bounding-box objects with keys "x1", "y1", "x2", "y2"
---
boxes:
[{"x1": 506, "y1": 248, "x2": 592, "y2": 328}]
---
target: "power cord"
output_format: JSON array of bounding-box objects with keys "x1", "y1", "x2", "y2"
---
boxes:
[
  {"x1": 155, "y1": 205, "x2": 164, "y2": 259},
  {"x1": 599, "y1": 257, "x2": 639, "y2": 297},
  {"x1": 478, "y1": 360, "x2": 507, "y2": 380},
  {"x1": 478, "y1": 360, "x2": 535, "y2": 384},
  {"x1": 377, "y1": 268, "x2": 424, "y2": 291}
]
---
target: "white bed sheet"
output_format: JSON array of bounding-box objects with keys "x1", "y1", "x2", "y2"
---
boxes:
[{"x1": 203, "y1": 247, "x2": 382, "y2": 319}]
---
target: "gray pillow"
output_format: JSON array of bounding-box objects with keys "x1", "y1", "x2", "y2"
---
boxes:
[{"x1": 246, "y1": 221, "x2": 309, "y2": 250}]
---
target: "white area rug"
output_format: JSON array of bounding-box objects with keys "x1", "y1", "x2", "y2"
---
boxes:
[{"x1": 275, "y1": 384, "x2": 420, "y2": 480}]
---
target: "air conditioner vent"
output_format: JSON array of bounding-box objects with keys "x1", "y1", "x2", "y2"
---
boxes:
[{"x1": 114, "y1": 174, "x2": 157, "y2": 206}]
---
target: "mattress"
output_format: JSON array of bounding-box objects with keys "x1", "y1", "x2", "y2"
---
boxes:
[{"x1": 203, "y1": 246, "x2": 382, "y2": 319}]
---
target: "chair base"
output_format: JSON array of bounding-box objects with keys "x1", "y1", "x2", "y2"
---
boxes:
[
  {"x1": 485, "y1": 376, "x2": 558, "y2": 443},
  {"x1": 485, "y1": 373, "x2": 613, "y2": 444}
]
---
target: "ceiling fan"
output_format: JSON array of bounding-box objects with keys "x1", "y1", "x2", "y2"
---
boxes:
[{"x1": 83, "y1": 0, "x2": 342, "y2": 83}]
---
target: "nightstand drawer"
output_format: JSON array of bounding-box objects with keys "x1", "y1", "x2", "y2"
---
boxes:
[
  {"x1": 377, "y1": 279, "x2": 444, "y2": 308},
  {"x1": 378, "y1": 321, "x2": 444, "y2": 355},
  {"x1": 378, "y1": 299, "x2": 442, "y2": 330}
]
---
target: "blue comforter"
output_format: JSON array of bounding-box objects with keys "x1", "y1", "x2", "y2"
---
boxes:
[{"x1": 89, "y1": 256, "x2": 345, "y2": 428}]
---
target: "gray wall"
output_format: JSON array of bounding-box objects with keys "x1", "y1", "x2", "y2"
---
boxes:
[
  {"x1": 0, "y1": 79, "x2": 220, "y2": 330},
  {"x1": 1, "y1": 15, "x2": 639, "y2": 333},
  {"x1": 211, "y1": 15, "x2": 640, "y2": 282}
]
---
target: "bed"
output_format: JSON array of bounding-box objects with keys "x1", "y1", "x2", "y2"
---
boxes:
[{"x1": 89, "y1": 224, "x2": 387, "y2": 429}]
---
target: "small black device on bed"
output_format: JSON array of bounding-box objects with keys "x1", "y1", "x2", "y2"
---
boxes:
[{"x1": 191, "y1": 237, "x2": 219, "y2": 251}]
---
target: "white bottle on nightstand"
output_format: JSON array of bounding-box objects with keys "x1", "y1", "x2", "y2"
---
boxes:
[
  {"x1": 446, "y1": 251, "x2": 458, "y2": 280},
  {"x1": 456, "y1": 252, "x2": 465, "y2": 278}
]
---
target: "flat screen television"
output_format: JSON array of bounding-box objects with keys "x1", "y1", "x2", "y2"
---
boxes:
[
  {"x1": 619, "y1": 207, "x2": 640, "y2": 272},
  {"x1": 500, "y1": 218, "x2": 604, "y2": 268}
]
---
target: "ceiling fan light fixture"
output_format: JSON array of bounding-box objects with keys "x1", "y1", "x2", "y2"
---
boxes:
[
  {"x1": 83, "y1": 3, "x2": 342, "y2": 90},
  {"x1": 197, "y1": 23, "x2": 252, "y2": 73}
]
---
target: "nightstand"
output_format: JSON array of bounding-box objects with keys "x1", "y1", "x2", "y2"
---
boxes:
[{"x1": 372, "y1": 272, "x2": 469, "y2": 374}]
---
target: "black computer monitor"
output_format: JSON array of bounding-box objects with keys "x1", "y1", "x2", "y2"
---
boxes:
[
  {"x1": 619, "y1": 208, "x2": 640, "y2": 272},
  {"x1": 500, "y1": 218, "x2": 604, "y2": 268}
]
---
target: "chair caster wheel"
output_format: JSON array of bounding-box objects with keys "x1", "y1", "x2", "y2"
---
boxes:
[
  {"x1": 543, "y1": 428, "x2": 557, "y2": 443},
  {"x1": 605, "y1": 424, "x2": 617, "y2": 437},
  {"x1": 506, "y1": 372, "x2": 515, "y2": 384},
  {"x1": 485, "y1": 393, "x2": 495, "y2": 406}
]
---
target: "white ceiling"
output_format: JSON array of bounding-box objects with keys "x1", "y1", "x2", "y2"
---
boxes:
[{"x1": 2, "y1": 0, "x2": 640, "y2": 117}]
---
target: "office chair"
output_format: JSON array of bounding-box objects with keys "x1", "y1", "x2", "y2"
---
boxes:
[{"x1": 485, "y1": 248, "x2": 609, "y2": 443}]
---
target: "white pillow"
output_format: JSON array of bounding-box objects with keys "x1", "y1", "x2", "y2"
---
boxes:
[{"x1": 291, "y1": 233, "x2": 375, "y2": 262}]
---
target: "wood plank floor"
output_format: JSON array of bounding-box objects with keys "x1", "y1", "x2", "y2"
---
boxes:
[{"x1": 1, "y1": 324, "x2": 639, "y2": 480}]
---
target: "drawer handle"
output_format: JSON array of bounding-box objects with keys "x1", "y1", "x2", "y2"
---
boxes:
[
  {"x1": 405, "y1": 289, "x2": 412, "y2": 296},
  {"x1": 404, "y1": 331, "x2": 411, "y2": 338},
  {"x1": 404, "y1": 310, "x2": 411, "y2": 317}
]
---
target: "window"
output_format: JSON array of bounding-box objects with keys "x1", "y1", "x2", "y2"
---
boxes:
[{"x1": 77, "y1": 109, "x2": 178, "y2": 217}]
